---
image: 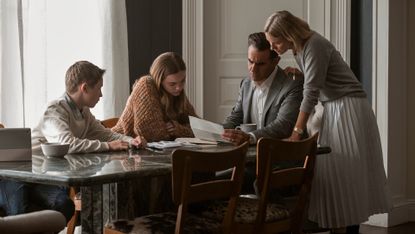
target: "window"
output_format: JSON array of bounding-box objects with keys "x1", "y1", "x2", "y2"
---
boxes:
[{"x1": 0, "y1": 0, "x2": 129, "y2": 127}]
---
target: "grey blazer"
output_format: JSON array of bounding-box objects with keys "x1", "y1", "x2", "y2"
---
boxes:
[{"x1": 223, "y1": 67, "x2": 303, "y2": 139}]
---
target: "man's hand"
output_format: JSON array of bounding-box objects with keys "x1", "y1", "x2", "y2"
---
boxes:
[
  {"x1": 108, "y1": 140, "x2": 129, "y2": 151},
  {"x1": 131, "y1": 136, "x2": 147, "y2": 148},
  {"x1": 221, "y1": 129, "x2": 250, "y2": 146}
]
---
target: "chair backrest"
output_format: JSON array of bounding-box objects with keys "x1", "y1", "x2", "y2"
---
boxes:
[
  {"x1": 255, "y1": 133, "x2": 318, "y2": 233},
  {"x1": 101, "y1": 118, "x2": 119, "y2": 128},
  {"x1": 171, "y1": 142, "x2": 249, "y2": 234}
]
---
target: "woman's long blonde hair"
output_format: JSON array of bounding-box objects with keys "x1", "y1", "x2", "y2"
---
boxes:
[
  {"x1": 264, "y1": 10, "x2": 313, "y2": 53},
  {"x1": 149, "y1": 52, "x2": 189, "y2": 123}
]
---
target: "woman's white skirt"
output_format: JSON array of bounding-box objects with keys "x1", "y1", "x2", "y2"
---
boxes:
[{"x1": 307, "y1": 96, "x2": 391, "y2": 228}]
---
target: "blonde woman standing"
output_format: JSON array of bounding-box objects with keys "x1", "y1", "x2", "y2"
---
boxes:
[
  {"x1": 264, "y1": 10, "x2": 390, "y2": 233},
  {"x1": 113, "y1": 52, "x2": 196, "y2": 142}
]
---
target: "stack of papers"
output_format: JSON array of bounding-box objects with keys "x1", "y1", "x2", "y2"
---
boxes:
[
  {"x1": 147, "y1": 117, "x2": 230, "y2": 149},
  {"x1": 188, "y1": 116, "x2": 230, "y2": 143},
  {"x1": 147, "y1": 141, "x2": 197, "y2": 150},
  {"x1": 147, "y1": 141, "x2": 183, "y2": 149}
]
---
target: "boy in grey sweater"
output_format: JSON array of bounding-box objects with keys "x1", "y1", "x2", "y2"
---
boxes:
[{"x1": 32, "y1": 61, "x2": 146, "y2": 152}]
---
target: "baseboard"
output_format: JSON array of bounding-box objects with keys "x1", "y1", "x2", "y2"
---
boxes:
[
  {"x1": 365, "y1": 199, "x2": 415, "y2": 227},
  {"x1": 409, "y1": 199, "x2": 415, "y2": 222},
  {"x1": 388, "y1": 199, "x2": 415, "y2": 226}
]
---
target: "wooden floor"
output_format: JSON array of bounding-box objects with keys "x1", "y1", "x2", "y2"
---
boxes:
[
  {"x1": 361, "y1": 222, "x2": 415, "y2": 234},
  {"x1": 56, "y1": 222, "x2": 415, "y2": 234}
]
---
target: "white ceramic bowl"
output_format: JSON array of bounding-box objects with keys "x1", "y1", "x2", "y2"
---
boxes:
[{"x1": 41, "y1": 142, "x2": 70, "y2": 158}]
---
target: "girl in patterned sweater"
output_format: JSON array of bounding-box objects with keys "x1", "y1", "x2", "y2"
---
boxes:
[{"x1": 113, "y1": 52, "x2": 197, "y2": 142}]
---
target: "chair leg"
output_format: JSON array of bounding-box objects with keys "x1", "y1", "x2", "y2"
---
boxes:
[
  {"x1": 67, "y1": 186, "x2": 80, "y2": 234},
  {"x1": 67, "y1": 210, "x2": 79, "y2": 234}
]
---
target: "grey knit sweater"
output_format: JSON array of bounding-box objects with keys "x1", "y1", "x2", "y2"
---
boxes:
[
  {"x1": 295, "y1": 32, "x2": 366, "y2": 113},
  {"x1": 32, "y1": 93, "x2": 133, "y2": 153}
]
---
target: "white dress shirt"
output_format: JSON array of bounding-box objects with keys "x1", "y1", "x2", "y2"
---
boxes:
[
  {"x1": 247, "y1": 67, "x2": 278, "y2": 144},
  {"x1": 250, "y1": 66, "x2": 278, "y2": 128}
]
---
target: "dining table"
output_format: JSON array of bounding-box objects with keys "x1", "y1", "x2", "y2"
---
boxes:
[
  {"x1": 0, "y1": 143, "x2": 330, "y2": 234},
  {"x1": 0, "y1": 144, "x2": 255, "y2": 234}
]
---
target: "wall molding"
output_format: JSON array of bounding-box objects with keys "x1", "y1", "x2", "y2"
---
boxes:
[
  {"x1": 182, "y1": 0, "x2": 204, "y2": 117},
  {"x1": 372, "y1": 0, "x2": 408, "y2": 227},
  {"x1": 371, "y1": 0, "x2": 389, "y2": 227},
  {"x1": 330, "y1": 0, "x2": 351, "y2": 64},
  {"x1": 313, "y1": 0, "x2": 350, "y2": 63},
  {"x1": 387, "y1": 199, "x2": 415, "y2": 226},
  {"x1": 364, "y1": 198, "x2": 415, "y2": 228}
]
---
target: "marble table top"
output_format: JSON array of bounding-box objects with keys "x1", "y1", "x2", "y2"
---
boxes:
[
  {"x1": 0, "y1": 144, "x2": 256, "y2": 187},
  {"x1": 0, "y1": 144, "x2": 329, "y2": 187}
]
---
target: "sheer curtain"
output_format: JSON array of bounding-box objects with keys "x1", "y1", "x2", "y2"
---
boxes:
[
  {"x1": 0, "y1": 0, "x2": 129, "y2": 128},
  {"x1": 0, "y1": 0, "x2": 25, "y2": 127}
]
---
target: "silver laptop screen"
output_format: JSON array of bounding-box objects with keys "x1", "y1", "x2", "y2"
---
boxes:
[{"x1": 0, "y1": 128, "x2": 32, "y2": 161}]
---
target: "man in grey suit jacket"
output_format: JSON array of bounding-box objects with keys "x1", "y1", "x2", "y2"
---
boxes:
[{"x1": 222, "y1": 32, "x2": 303, "y2": 145}]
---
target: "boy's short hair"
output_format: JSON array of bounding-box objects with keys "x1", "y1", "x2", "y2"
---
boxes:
[{"x1": 65, "y1": 61, "x2": 105, "y2": 94}]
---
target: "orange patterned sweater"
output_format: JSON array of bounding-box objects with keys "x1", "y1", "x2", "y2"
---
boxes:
[{"x1": 112, "y1": 76, "x2": 196, "y2": 142}]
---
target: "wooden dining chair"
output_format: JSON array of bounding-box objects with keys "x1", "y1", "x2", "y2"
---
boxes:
[
  {"x1": 104, "y1": 142, "x2": 249, "y2": 234},
  {"x1": 0, "y1": 210, "x2": 67, "y2": 233},
  {"x1": 66, "y1": 117, "x2": 119, "y2": 234},
  {"x1": 65, "y1": 187, "x2": 80, "y2": 234},
  {"x1": 201, "y1": 133, "x2": 318, "y2": 234}
]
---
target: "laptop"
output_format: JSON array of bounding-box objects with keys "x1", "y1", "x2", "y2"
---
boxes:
[{"x1": 0, "y1": 128, "x2": 32, "y2": 161}]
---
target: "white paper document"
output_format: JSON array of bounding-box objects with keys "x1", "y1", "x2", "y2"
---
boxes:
[
  {"x1": 175, "y1": 137, "x2": 218, "y2": 145},
  {"x1": 189, "y1": 116, "x2": 230, "y2": 143},
  {"x1": 147, "y1": 141, "x2": 183, "y2": 149}
]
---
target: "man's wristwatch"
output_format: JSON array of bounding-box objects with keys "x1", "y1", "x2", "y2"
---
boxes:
[{"x1": 293, "y1": 127, "x2": 304, "y2": 136}]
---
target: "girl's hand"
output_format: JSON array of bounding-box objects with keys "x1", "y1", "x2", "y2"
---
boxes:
[
  {"x1": 131, "y1": 136, "x2": 147, "y2": 148},
  {"x1": 166, "y1": 121, "x2": 175, "y2": 135}
]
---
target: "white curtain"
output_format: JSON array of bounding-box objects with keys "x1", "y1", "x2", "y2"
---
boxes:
[
  {"x1": 0, "y1": 0, "x2": 130, "y2": 128},
  {"x1": 0, "y1": 0, "x2": 25, "y2": 127}
]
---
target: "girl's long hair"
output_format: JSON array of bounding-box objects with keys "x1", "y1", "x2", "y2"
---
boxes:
[
  {"x1": 264, "y1": 10, "x2": 313, "y2": 53},
  {"x1": 150, "y1": 52, "x2": 189, "y2": 123}
]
